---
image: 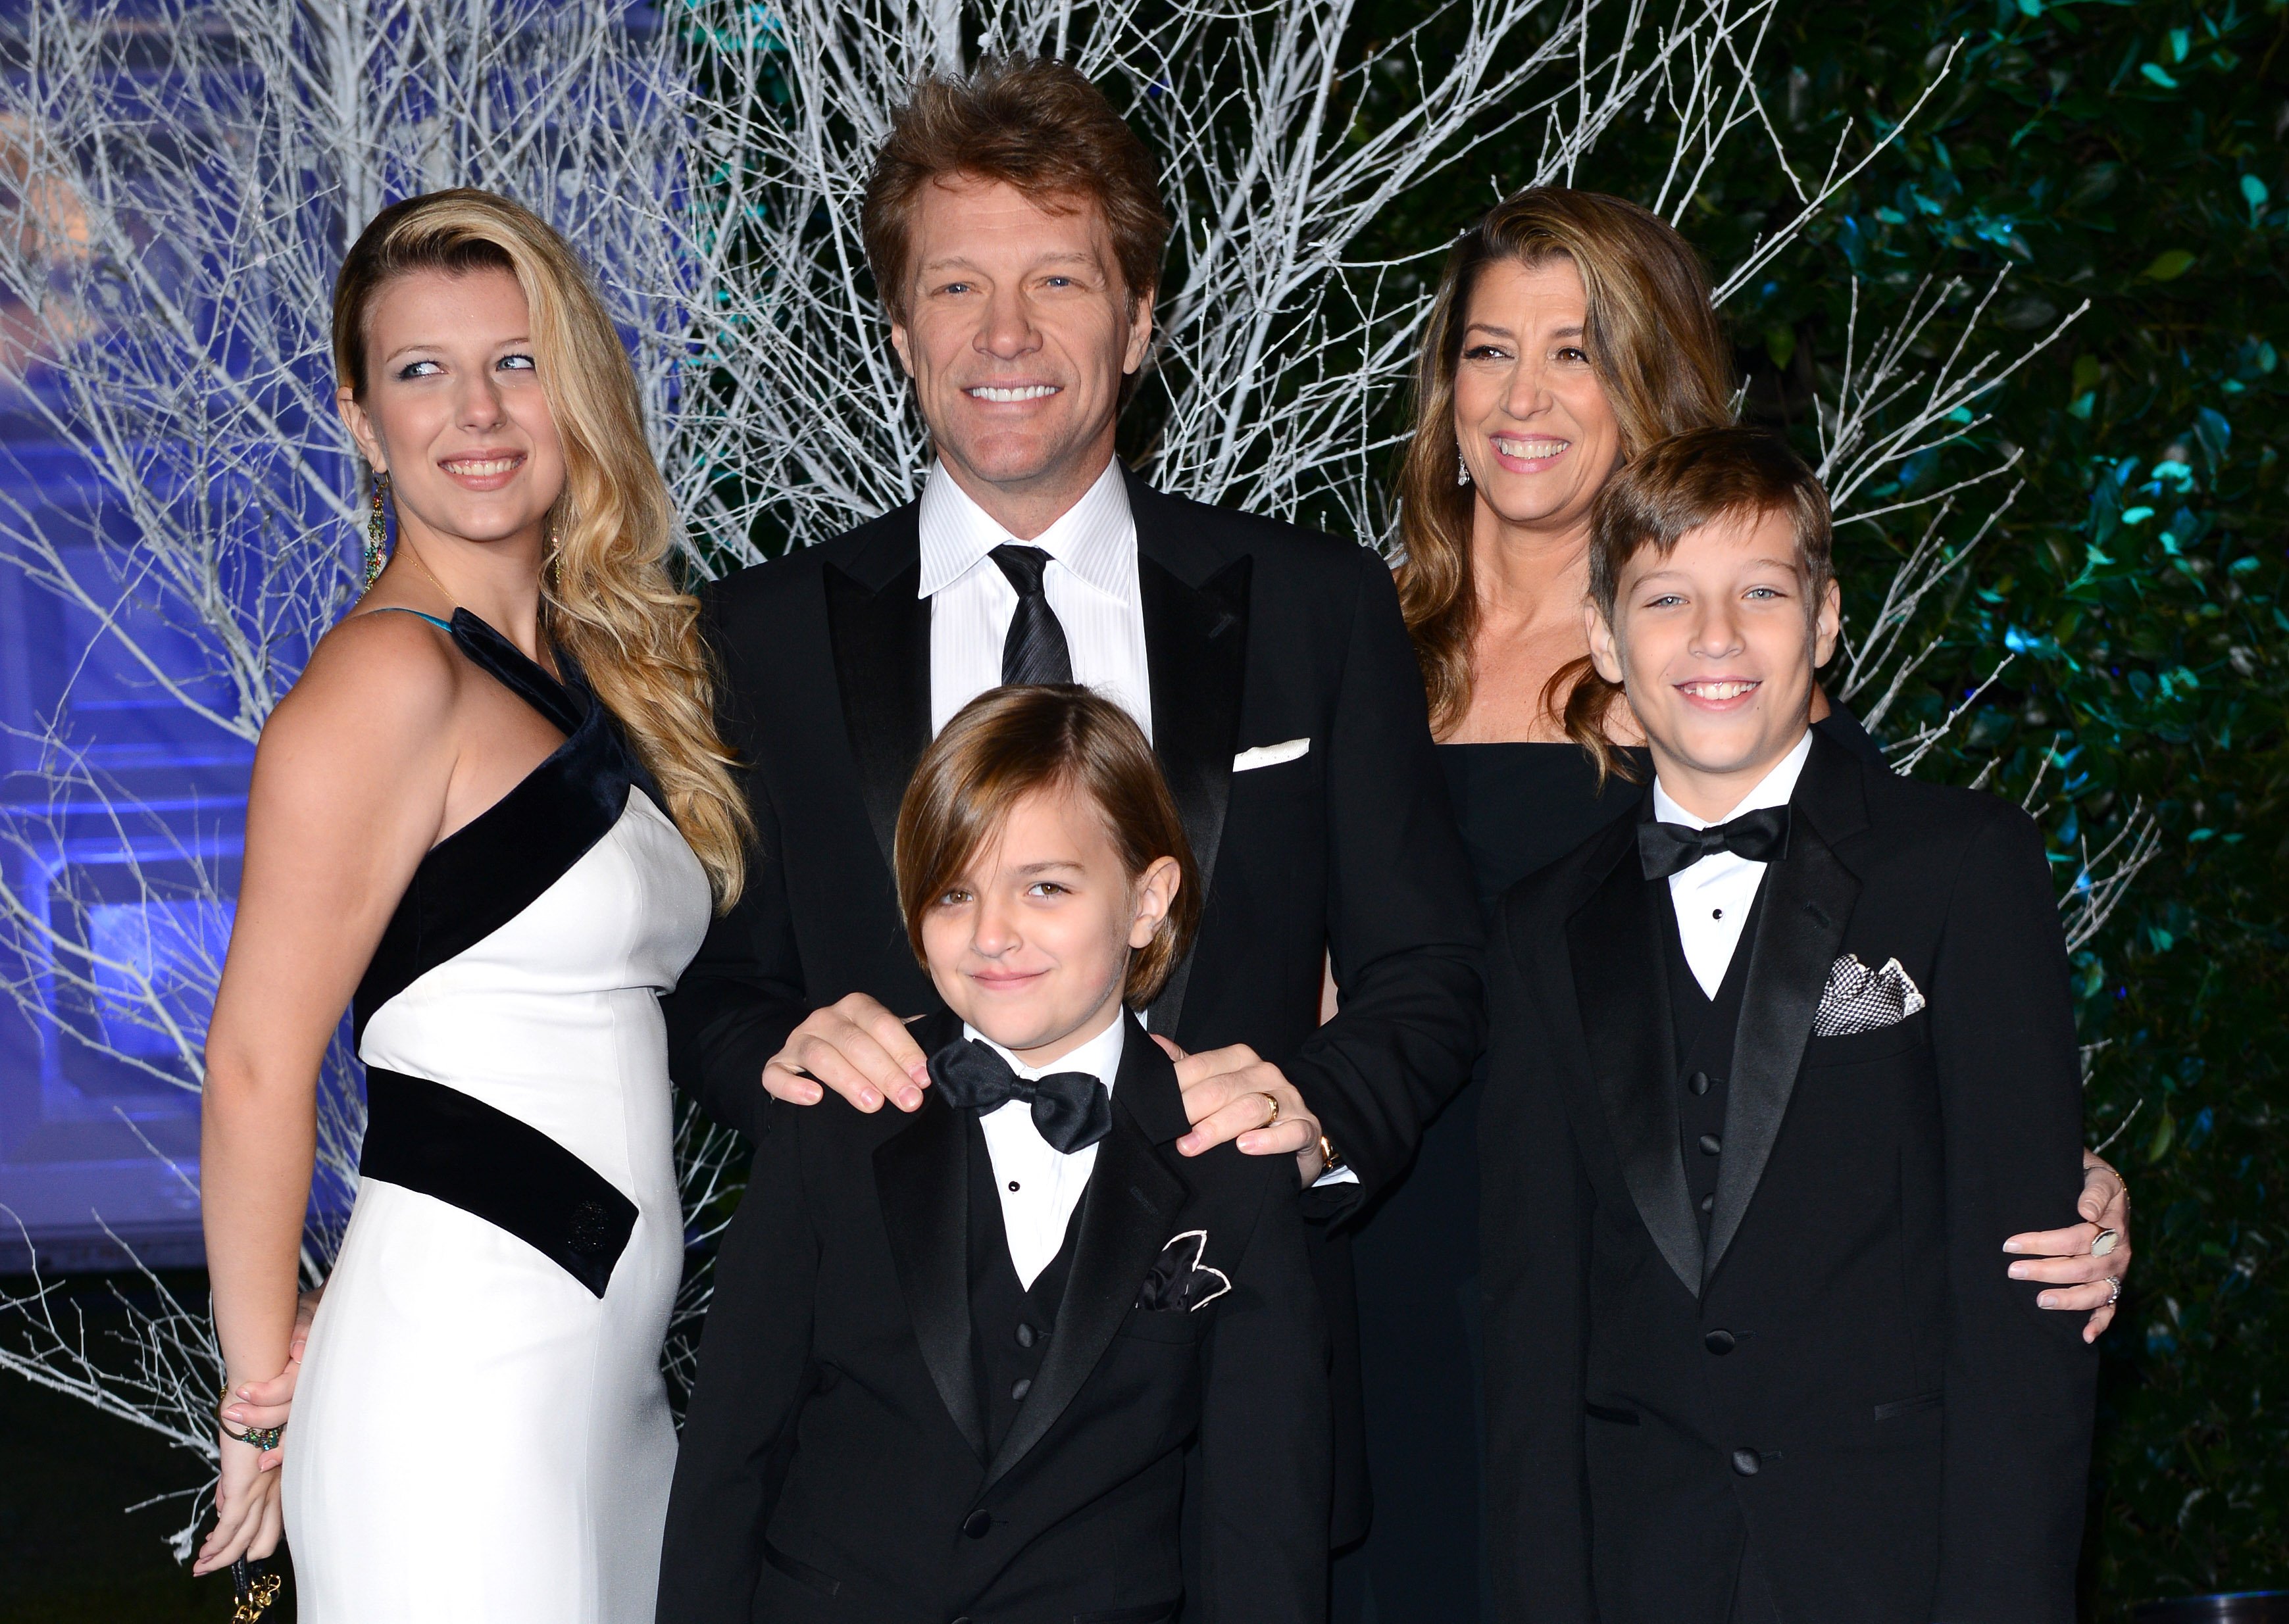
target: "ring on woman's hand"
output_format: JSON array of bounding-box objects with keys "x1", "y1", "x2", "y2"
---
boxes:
[
  {"x1": 1259, "y1": 1093, "x2": 1282, "y2": 1128},
  {"x1": 2105, "y1": 1277, "x2": 2122, "y2": 1306},
  {"x1": 2091, "y1": 1228, "x2": 2119, "y2": 1258}
]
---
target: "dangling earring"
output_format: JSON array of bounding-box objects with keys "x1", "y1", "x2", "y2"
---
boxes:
[
  {"x1": 1456, "y1": 451, "x2": 1472, "y2": 488},
  {"x1": 545, "y1": 526, "x2": 563, "y2": 594},
  {"x1": 363, "y1": 469, "x2": 390, "y2": 589}
]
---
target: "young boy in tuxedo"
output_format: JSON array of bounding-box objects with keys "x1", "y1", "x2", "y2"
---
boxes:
[
  {"x1": 1479, "y1": 428, "x2": 2097, "y2": 1624},
  {"x1": 658, "y1": 685, "x2": 1328, "y2": 1624}
]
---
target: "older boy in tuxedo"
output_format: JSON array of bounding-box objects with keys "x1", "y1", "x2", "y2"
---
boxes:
[
  {"x1": 1479, "y1": 428, "x2": 2097, "y2": 1624},
  {"x1": 659, "y1": 685, "x2": 1328, "y2": 1624}
]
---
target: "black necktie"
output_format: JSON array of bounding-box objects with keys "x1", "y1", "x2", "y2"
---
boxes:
[
  {"x1": 990, "y1": 545, "x2": 1074, "y2": 685},
  {"x1": 1637, "y1": 805, "x2": 1792, "y2": 880},
  {"x1": 928, "y1": 1037, "x2": 1112, "y2": 1155}
]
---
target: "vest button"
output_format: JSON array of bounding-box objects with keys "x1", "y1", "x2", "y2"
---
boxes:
[
  {"x1": 1731, "y1": 1448, "x2": 1761, "y2": 1477},
  {"x1": 1011, "y1": 1378, "x2": 1032, "y2": 1401},
  {"x1": 1703, "y1": 1328, "x2": 1736, "y2": 1356},
  {"x1": 962, "y1": 1510, "x2": 992, "y2": 1539},
  {"x1": 1688, "y1": 1070, "x2": 1711, "y2": 1096},
  {"x1": 1699, "y1": 1193, "x2": 1715, "y2": 1214},
  {"x1": 1698, "y1": 1133, "x2": 1723, "y2": 1156},
  {"x1": 1015, "y1": 1322, "x2": 1036, "y2": 1348}
]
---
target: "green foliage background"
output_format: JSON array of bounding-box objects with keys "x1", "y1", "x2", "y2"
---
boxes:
[{"x1": 1343, "y1": 0, "x2": 2288, "y2": 1608}]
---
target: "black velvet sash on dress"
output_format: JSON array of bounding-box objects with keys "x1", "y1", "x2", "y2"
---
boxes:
[{"x1": 349, "y1": 609, "x2": 652, "y2": 1296}]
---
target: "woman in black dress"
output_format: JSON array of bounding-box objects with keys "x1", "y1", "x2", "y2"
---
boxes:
[{"x1": 1332, "y1": 186, "x2": 2134, "y2": 1621}]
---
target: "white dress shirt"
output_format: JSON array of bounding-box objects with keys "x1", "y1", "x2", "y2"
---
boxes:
[
  {"x1": 1651, "y1": 729, "x2": 1815, "y2": 998},
  {"x1": 967, "y1": 1013, "x2": 1127, "y2": 1291},
  {"x1": 919, "y1": 458, "x2": 1152, "y2": 741}
]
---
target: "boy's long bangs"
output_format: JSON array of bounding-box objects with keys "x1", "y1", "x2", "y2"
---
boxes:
[
  {"x1": 1588, "y1": 426, "x2": 1834, "y2": 625},
  {"x1": 895, "y1": 686, "x2": 1201, "y2": 1010}
]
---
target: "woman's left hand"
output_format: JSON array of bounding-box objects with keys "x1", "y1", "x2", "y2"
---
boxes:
[
  {"x1": 2003, "y1": 1150, "x2": 2132, "y2": 1343},
  {"x1": 192, "y1": 1428, "x2": 285, "y2": 1576}
]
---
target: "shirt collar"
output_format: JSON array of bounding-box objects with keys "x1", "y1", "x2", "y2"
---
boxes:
[
  {"x1": 916, "y1": 456, "x2": 1136, "y2": 603},
  {"x1": 1652, "y1": 727, "x2": 1814, "y2": 831},
  {"x1": 963, "y1": 1006, "x2": 1128, "y2": 1095}
]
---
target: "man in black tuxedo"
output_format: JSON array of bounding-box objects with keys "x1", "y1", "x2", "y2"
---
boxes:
[
  {"x1": 1479, "y1": 429, "x2": 2098, "y2": 1623},
  {"x1": 663, "y1": 58, "x2": 1481, "y2": 1539}
]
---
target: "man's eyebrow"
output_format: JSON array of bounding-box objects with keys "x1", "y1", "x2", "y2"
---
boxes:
[{"x1": 919, "y1": 250, "x2": 1098, "y2": 272}]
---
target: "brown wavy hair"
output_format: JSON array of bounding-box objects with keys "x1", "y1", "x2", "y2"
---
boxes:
[
  {"x1": 334, "y1": 189, "x2": 751, "y2": 906},
  {"x1": 861, "y1": 57, "x2": 1169, "y2": 325},
  {"x1": 1392, "y1": 187, "x2": 1735, "y2": 741},
  {"x1": 895, "y1": 685, "x2": 1200, "y2": 1010}
]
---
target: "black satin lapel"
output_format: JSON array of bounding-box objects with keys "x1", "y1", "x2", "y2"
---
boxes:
[
  {"x1": 1138, "y1": 554, "x2": 1251, "y2": 1038},
  {"x1": 824, "y1": 559, "x2": 932, "y2": 871},
  {"x1": 873, "y1": 1096, "x2": 986, "y2": 1461},
  {"x1": 1568, "y1": 851, "x2": 1702, "y2": 1297},
  {"x1": 980, "y1": 1097, "x2": 1185, "y2": 1492},
  {"x1": 1705, "y1": 822, "x2": 1861, "y2": 1285}
]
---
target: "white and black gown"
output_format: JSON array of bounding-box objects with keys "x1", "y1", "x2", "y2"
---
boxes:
[{"x1": 282, "y1": 608, "x2": 709, "y2": 1623}]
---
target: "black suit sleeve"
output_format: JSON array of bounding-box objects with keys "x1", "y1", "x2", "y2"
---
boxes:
[
  {"x1": 1288, "y1": 547, "x2": 1484, "y2": 1214},
  {"x1": 1196, "y1": 1171, "x2": 1332, "y2": 1623},
  {"x1": 1478, "y1": 904, "x2": 1599, "y2": 1623},
  {"x1": 663, "y1": 593, "x2": 809, "y2": 1141},
  {"x1": 1928, "y1": 807, "x2": 2098, "y2": 1623},
  {"x1": 656, "y1": 1104, "x2": 820, "y2": 1623}
]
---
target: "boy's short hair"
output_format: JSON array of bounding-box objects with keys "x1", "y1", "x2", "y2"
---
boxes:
[
  {"x1": 895, "y1": 685, "x2": 1201, "y2": 1009},
  {"x1": 1587, "y1": 426, "x2": 1835, "y2": 626},
  {"x1": 861, "y1": 57, "x2": 1170, "y2": 327}
]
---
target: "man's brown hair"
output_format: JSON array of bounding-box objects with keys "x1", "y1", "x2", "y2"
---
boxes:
[
  {"x1": 860, "y1": 57, "x2": 1170, "y2": 326},
  {"x1": 1571, "y1": 426, "x2": 1836, "y2": 783},
  {"x1": 895, "y1": 685, "x2": 1201, "y2": 1009}
]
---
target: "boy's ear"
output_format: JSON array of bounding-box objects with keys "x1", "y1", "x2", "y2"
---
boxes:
[
  {"x1": 1128, "y1": 855, "x2": 1181, "y2": 950},
  {"x1": 1813, "y1": 577, "x2": 1842, "y2": 670},
  {"x1": 1585, "y1": 599, "x2": 1626, "y2": 687}
]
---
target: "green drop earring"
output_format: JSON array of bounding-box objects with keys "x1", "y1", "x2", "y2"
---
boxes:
[{"x1": 363, "y1": 469, "x2": 390, "y2": 589}]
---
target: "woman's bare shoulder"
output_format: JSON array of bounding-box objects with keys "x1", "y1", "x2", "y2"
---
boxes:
[{"x1": 259, "y1": 606, "x2": 464, "y2": 761}]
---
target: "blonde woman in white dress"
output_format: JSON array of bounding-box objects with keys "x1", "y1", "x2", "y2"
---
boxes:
[{"x1": 195, "y1": 189, "x2": 749, "y2": 1621}]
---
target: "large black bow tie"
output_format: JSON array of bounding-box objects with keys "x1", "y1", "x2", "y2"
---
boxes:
[
  {"x1": 928, "y1": 1038, "x2": 1113, "y2": 1155},
  {"x1": 1638, "y1": 805, "x2": 1792, "y2": 880}
]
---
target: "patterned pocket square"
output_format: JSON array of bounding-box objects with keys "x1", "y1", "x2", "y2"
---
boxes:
[
  {"x1": 1134, "y1": 1229, "x2": 1233, "y2": 1314},
  {"x1": 1815, "y1": 954, "x2": 1927, "y2": 1037}
]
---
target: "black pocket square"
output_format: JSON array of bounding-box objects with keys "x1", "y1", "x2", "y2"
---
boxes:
[{"x1": 1134, "y1": 1229, "x2": 1232, "y2": 1314}]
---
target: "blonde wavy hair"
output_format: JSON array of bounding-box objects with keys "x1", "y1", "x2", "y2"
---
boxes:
[
  {"x1": 333, "y1": 189, "x2": 751, "y2": 906},
  {"x1": 1392, "y1": 187, "x2": 1735, "y2": 743}
]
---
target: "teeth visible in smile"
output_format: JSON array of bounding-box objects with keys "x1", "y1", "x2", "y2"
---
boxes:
[
  {"x1": 968, "y1": 385, "x2": 1059, "y2": 402},
  {"x1": 442, "y1": 457, "x2": 519, "y2": 476},
  {"x1": 1684, "y1": 680, "x2": 1757, "y2": 700},
  {"x1": 1494, "y1": 437, "x2": 1569, "y2": 460}
]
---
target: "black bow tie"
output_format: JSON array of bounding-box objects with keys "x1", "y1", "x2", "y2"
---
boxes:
[
  {"x1": 1638, "y1": 805, "x2": 1792, "y2": 880},
  {"x1": 928, "y1": 1038, "x2": 1113, "y2": 1155}
]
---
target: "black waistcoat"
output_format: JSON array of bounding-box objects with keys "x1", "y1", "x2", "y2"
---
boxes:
[
  {"x1": 1659, "y1": 880, "x2": 1769, "y2": 1239},
  {"x1": 965, "y1": 1113, "x2": 1084, "y2": 1458}
]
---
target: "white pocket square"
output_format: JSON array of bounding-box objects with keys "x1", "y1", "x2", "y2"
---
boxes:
[
  {"x1": 1232, "y1": 737, "x2": 1309, "y2": 772},
  {"x1": 1815, "y1": 954, "x2": 1926, "y2": 1037}
]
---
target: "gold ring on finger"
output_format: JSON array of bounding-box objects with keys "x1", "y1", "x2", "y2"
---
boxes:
[{"x1": 1260, "y1": 1092, "x2": 1281, "y2": 1128}]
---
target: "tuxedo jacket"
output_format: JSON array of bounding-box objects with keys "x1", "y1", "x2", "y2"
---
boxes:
[
  {"x1": 662, "y1": 468, "x2": 1484, "y2": 1212},
  {"x1": 1479, "y1": 729, "x2": 2097, "y2": 1624},
  {"x1": 657, "y1": 1010, "x2": 1331, "y2": 1624}
]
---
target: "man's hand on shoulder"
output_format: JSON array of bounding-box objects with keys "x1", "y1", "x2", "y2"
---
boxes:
[
  {"x1": 765, "y1": 993, "x2": 931, "y2": 1113},
  {"x1": 1154, "y1": 1035, "x2": 1325, "y2": 1186}
]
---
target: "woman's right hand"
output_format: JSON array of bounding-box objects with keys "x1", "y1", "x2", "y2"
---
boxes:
[
  {"x1": 193, "y1": 1429, "x2": 284, "y2": 1575},
  {"x1": 220, "y1": 1288, "x2": 322, "y2": 1469}
]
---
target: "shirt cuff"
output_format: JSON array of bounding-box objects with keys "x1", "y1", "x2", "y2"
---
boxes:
[{"x1": 1310, "y1": 1165, "x2": 1360, "y2": 1187}]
